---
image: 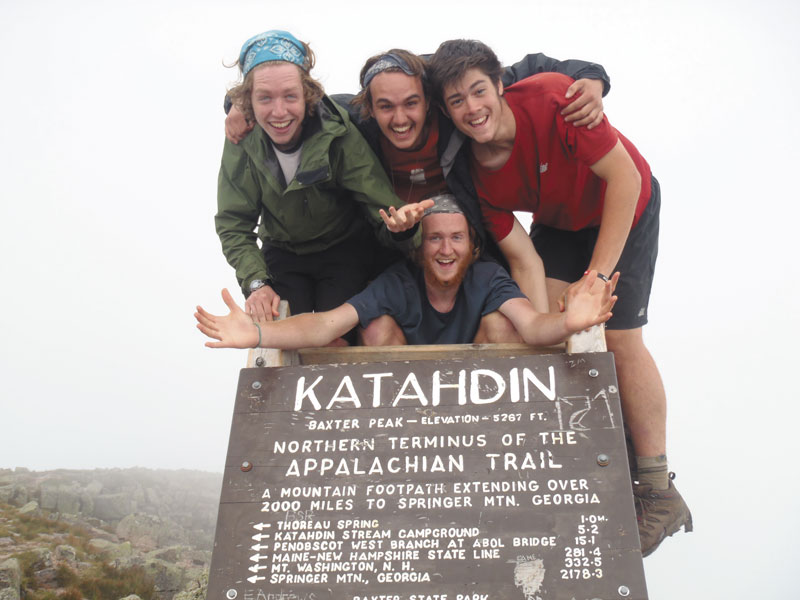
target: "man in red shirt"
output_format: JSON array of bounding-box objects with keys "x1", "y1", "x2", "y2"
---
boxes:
[{"x1": 427, "y1": 39, "x2": 692, "y2": 557}]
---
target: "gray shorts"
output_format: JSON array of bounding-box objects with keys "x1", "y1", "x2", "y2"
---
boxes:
[{"x1": 530, "y1": 175, "x2": 661, "y2": 330}]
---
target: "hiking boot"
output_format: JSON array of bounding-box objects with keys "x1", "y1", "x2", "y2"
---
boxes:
[{"x1": 634, "y1": 473, "x2": 693, "y2": 557}]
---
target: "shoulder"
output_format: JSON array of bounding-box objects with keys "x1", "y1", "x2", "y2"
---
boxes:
[
  {"x1": 302, "y1": 96, "x2": 366, "y2": 157},
  {"x1": 330, "y1": 93, "x2": 383, "y2": 151},
  {"x1": 462, "y1": 260, "x2": 510, "y2": 287},
  {"x1": 350, "y1": 260, "x2": 418, "y2": 313},
  {"x1": 508, "y1": 72, "x2": 574, "y2": 94},
  {"x1": 374, "y1": 260, "x2": 418, "y2": 286},
  {"x1": 469, "y1": 260, "x2": 523, "y2": 293},
  {"x1": 505, "y1": 73, "x2": 573, "y2": 109},
  {"x1": 224, "y1": 128, "x2": 265, "y2": 173}
]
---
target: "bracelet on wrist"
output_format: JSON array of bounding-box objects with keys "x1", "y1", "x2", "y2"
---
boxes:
[{"x1": 253, "y1": 322, "x2": 262, "y2": 348}]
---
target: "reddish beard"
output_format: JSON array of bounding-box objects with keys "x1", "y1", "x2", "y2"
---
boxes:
[{"x1": 423, "y1": 254, "x2": 472, "y2": 288}]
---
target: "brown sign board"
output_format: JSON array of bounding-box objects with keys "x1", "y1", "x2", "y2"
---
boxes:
[{"x1": 208, "y1": 352, "x2": 648, "y2": 600}]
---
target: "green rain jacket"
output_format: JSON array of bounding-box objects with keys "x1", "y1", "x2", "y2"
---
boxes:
[{"x1": 216, "y1": 95, "x2": 406, "y2": 296}]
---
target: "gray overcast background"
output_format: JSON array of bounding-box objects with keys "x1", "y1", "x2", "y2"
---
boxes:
[{"x1": 1, "y1": 0, "x2": 797, "y2": 598}]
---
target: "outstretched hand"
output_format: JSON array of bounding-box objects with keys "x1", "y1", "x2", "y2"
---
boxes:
[
  {"x1": 379, "y1": 199, "x2": 435, "y2": 233},
  {"x1": 195, "y1": 289, "x2": 259, "y2": 349},
  {"x1": 562, "y1": 78, "x2": 605, "y2": 129},
  {"x1": 562, "y1": 271, "x2": 619, "y2": 332}
]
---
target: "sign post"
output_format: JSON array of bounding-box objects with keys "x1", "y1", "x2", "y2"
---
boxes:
[{"x1": 208, "y1": 352, "x2": 647, "y2": 600}]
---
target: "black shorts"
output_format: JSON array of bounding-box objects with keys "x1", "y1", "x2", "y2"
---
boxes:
[
  {"x1": 530, "y1": 175, "x2": 661, "y2": 330},
  {"x1": 263, "y1": 232, "x2": 377, "y2": 316}
]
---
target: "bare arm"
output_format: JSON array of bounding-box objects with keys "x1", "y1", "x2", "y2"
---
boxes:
[
  {"x1": 225, "y1": 105, "x2": 255, "y2": 144},
  {"x1": 499, "y1": 271, "x2": 618, "y2": 346},
  {"x1": 587, "y1": 140, "x2": 642, "y2": 277},
  {"x1": 497, "y1": 218, "x2": 549, "y2": 313},
  {"x1": 196, "y1": 289, "x2": 359, "y2": 349}
]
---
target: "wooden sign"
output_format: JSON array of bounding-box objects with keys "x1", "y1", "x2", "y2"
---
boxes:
[{"x1": 208, "y1": 353, "x2": 647, "y2": 600}]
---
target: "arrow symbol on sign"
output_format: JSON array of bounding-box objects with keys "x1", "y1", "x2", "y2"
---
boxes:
[
  {"x1": 252, "y1": 533, "x2": 270, "y2": 541},
  {"x1": 247, "y1": 575, "x2": 266, "y2": 584},
  {"x1": 250, "y1": 553, "x2": 269, "y2": 562},
  {"x1": 251, "y1": 543, "x2": 270, "y2": 552},
  {"x1": 252, "y1": 523, "x2": 271, "y2": 531},
  {"x1": 248, "y1": 565, "x2": 268, "y2": 573}
]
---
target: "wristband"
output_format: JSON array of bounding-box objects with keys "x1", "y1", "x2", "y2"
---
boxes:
[
  {"x1": 253, "y1": 322, "x2": 262, "y2": 348},
  {"x1": 596, "y1": 272, "x2": 610, "y2": 283}
]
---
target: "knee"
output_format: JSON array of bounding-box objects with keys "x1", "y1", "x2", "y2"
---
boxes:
[
  {"x1": 359, "y1": 315, "x2": 406, "y2": 346},
  {"x1": 473, "y1": 311, "x2": 523, "y2": 344},
  {"x1": 606, "y1": 328, "x2": 648, "y2": 360}
]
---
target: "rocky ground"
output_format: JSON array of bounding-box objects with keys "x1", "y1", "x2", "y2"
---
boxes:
[{"x1": 0, "y1": 468, "x2": 221, "y2": 600}]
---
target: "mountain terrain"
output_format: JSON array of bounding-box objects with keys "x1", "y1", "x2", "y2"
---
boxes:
[{"x1": 0, "y1": 468, "x2": 222, "y2": 600}]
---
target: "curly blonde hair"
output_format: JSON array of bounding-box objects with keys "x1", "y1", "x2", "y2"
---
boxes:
[{"x1": 228, "y1": 41, "x2": 324, "y2": 122}]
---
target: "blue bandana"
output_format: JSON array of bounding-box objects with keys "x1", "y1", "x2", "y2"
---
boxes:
[{"x1": 239, "y1": 30, "x2": 307, "y2": 77}]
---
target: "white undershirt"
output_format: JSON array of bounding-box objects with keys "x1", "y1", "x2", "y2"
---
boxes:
[{"x1": 272, "y1": 143, "x2": 303, "y2": 184}]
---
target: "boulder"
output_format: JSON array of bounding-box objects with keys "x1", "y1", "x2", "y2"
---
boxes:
[
  {"x1": 30, "y1": 549, "x2": 52, "y2": 572},
  {"x1": 172, "y1": 569, "x2": 208, "y2": 600},
  {"x1": 0, "y1": 486, "x2": 13, "y2": 504},
  {"x1": 144, "y1": 487, "x2": 161, "y2": 506},
  {"x1": 143, "y1": 558, "x2": 187, "y2": 598},
  {"x1": 39, "y1": 483, "x2": 59, "y2": 511},
  {"x1": 32, "y1": 567, "x2": 58, "y2": 587},
  {"x1": 85, "y1": 480, "x2": 103, "y2": 496},
  {"x1": 17, "y1": 501, "x2": 38, "y2": 515},
  {"x1": 55, "y1": 545, "x2": 77, "y2": 563},
  {"x1": 0, "y1": 485, "x2": 28, "y2": 507},
  {"x1": 117, "y1": 514, "x2": 185, "y2": 551},
  {"x1": 92, "y1": 493, "x2": 131, "y2": 521},
  {"x1": 89, "y1": 539, "x2": 133, "y2": 560},
  {"x1": 0, "y1": 559, "x2": 21, "y2": 593},
  {"x1": 56, "y1": 484, "x2": 81, "y2": 515},
  {"x1": 79, "y1": 489, "x2": 95, "y2": 515}
]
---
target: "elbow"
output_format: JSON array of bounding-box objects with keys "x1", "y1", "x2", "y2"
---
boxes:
[{"x1": 631, "y1": 166, "x2": 642, "y2": 191}]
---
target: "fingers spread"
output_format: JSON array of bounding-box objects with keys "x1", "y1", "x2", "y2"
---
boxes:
[
  {"x1": 194, "y1": 311, "x2": 217, "y2": 330},
  {"x1": 221, "y1": 288, "x2": 238, "y2": 311},
  {"x1": 197, "y1": 322, "x2": 221, "y2": 340}
]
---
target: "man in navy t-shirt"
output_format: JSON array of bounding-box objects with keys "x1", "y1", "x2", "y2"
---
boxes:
[{"x1": 196, "y1": 194, "x2": 617, "y2": 349}]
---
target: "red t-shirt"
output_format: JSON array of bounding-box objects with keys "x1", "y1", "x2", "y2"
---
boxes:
[
  {"x1": 379, "y1": 112, "x2": 447, "y2": 204},
  {"x1": 471, "y1": 74, "x2": 652, "y2": 241}
]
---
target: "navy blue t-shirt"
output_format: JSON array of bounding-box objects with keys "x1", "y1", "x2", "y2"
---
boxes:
[{"x1": 347, "y1": 260, "x2": 525, "y2": 344}]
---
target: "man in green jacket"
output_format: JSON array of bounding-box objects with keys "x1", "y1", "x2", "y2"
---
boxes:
[{"x1": 217, "y1": 30, "x2": 424, "y2": 326}]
